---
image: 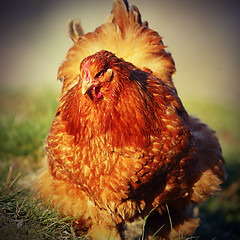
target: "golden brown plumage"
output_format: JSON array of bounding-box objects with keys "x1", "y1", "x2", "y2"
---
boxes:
[
  {"x1": 35, "y1": 0, "x2": 225, "y2": 239},
  {"x1": 58, "y1": 0, "x2": 175, "y2": 96}
]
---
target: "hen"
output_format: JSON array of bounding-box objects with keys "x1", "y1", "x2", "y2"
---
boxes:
[{"x1": 35, "y1": 0, "x2": 225, "y2": 239}]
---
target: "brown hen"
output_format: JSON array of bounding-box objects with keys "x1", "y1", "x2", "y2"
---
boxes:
[{"x1": 35, "y1": 0, "x2": 225, "y2": 239}]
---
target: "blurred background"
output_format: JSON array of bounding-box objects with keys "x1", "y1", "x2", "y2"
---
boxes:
[{"x1": 0, "y1": 0, "x2": 239, "y2": 239}]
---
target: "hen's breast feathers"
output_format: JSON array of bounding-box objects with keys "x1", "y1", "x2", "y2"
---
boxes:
[{"x1": 47, "y1": 59, "x2": 196, "y2": 214}]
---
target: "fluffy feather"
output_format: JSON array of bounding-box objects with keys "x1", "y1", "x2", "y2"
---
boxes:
[
  {"x1": 58, "y1": 0, "x2": 175, "y2": 96},
  {"x1": 35, "y1": 1, "x2": 225, "y2": 239}
]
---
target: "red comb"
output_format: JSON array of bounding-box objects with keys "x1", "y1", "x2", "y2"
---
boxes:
[
  {"x1": 83, "y1": 59, "x2": 92, "y2": 83},
  {"x1": 84, "y1": 59, "x2": 92, "y2": 72}
]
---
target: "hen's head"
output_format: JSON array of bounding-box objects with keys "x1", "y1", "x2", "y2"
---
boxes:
[{"x1": 80, "y1": 50, "x2": 121, "y2": 101}]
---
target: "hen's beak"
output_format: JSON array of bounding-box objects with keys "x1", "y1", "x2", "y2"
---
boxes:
[{"x1": 82, "y1": 79, "x2": 95, "y2": 95}]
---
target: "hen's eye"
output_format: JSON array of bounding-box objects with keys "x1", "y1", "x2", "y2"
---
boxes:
[{"x1": 95, "y1": 70, "x2": 104, "y2": 78}]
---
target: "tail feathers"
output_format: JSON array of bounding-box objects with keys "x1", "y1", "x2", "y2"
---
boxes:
[
  {"x1": 68, "y1": 19, "x2": 84, "y2": 43},
  {"x1": 58, "y1": 0, "x2": 176, "y2": 96},
  {"x1": 68, "y1": 0, "x2": 143, "y2": 42},
  {"x1": 108, "y1": 0, "x2": 147, "y2": 32}
]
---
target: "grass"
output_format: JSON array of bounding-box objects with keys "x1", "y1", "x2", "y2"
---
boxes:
[
  {"x1": 0, "y1": 89, "x2": 78, "y2": 240},
  {"x1": 0, "y1": 186, "x2": 76, "y2": 240},
  {"x1": 0, "y1": 89, "x2": 239, "y2": 239}
]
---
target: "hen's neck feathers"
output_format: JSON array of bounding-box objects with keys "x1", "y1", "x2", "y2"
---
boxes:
[{"x1": 59, "y1": 61, "x2": 175, "y2": 149}]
